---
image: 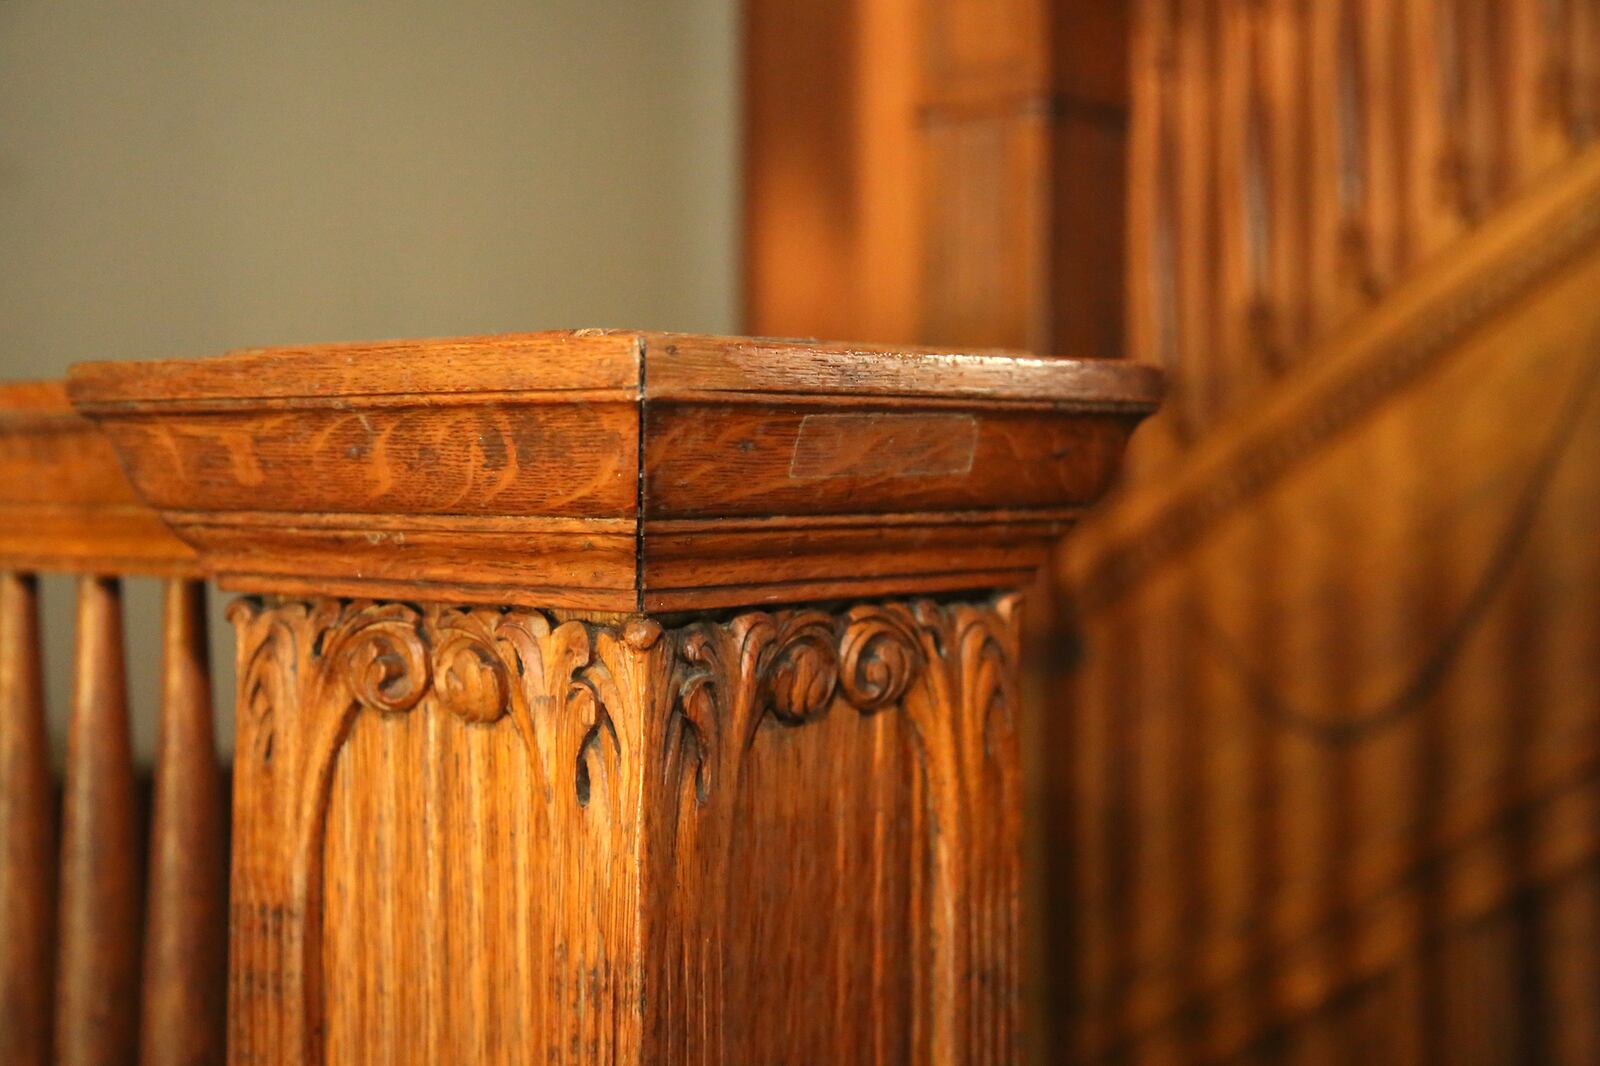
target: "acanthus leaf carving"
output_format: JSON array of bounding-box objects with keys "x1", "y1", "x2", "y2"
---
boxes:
[
  {"x1": 764, "y1": 610, "x2": 840, "y2": 723},
  {"x1": 429, "y1": 625, "x2": 509, "y2": 724},
  {"x1": 227, "y1": 592, "x2": 1019, "y2": 1066},
  {"x1": 838, "y1": 603, "x2": 922, "y2": 712},
  {"x1": 317, "y1": 601, "x2": 431, "y2": 716}
]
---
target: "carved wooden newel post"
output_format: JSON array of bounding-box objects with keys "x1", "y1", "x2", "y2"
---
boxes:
[{"x1": 69, "y1": 332, "x2": 1158, "y2": 1065}]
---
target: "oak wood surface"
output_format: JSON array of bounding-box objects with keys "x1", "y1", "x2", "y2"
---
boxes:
[
  {"x1": 55, "y1": 331, "x2": 1156, "y2": 1063},
  {"x1": 227, "y1": 593, "x2": 1024, "y2": 1065},
  {"x1": 141, "y1": 578, "x2": 227, "y2": 1066},
  {"x1": 1053, "y1": 2, "x2": 1600, "y2": 1060},
  {"x1": 742, "y1": 0, "x2": 1124, "y2": 358},
  {"x1": 56, "y1": 577, "x2": 141, "y2": 1066},
  {"x1": 740, "y1": 1, "x2": 1600, "y2": 1061},
  {"x1": 739, "y1": 8, "x2": 1137, "y2": 1062},
  {"x1": 68, "y1": 332, "x2": 1159, "y2": 612},
  {"x1": 0, "y1": 573, "x2": 55, "y2": 1066},
  {"x1": 0, "y1": 389, "x2": 228, "y2": 1064},
  {"x1": 0, "y1": 382, "x2": 195, "y2": 575},
  {"x1": 1063, "y1": 198, "x2": 1600, "y2": 1063}
]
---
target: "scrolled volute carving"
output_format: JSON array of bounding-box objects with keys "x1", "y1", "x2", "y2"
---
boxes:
[
  {"x1": 763, "y1": 611, "x2": 839, "y2": 723},
  {"x1": 318, "y1": 602, "x2": 431, "y2": 715},
  {"x1": 431, "y1": 629, "x2": 510, "y2": 723},
  {"x1": 838, "y1": 605, "x2": 921, "y2": 712}
]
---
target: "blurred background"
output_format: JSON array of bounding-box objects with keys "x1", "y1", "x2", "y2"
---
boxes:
[
  {"x1": 7, "y1": 1, "x2": 1600, "y2": 1062},
  {"x1": 0, "y1": 0, "x2": 737, "y2": 759}
]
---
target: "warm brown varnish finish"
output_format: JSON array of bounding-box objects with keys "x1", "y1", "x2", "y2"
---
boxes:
[
  {"x1": 1065, "y1": 144, "x2": 1600, "y2": 1064},
  {"x1": 0, "y1": 381, "x2": 225, "y2": 1062},
  {"x1": 68, "y1": 331, "x2": 1158, "y2": 612},
  {"x1": 742, "y1": 0, "x2": 1127, "y2": 358},
  {"x1": 56, "y1": 330, "x2": 1156, "y2": 1063},
  {"x1": 141, "y1": 579, "x2": 227, "y2": 1066},
  {"x1": 1058, "y1": 2, "x2": 1600, "y2": 1062},
  {"x1": 745, "y1": 0, "x2": 1600, "y2": 1060},
  {"x1": 225, "y1": 596, "x2": 1022, "y2": 1064},
  {"x1": 56, "y1": 576, "x2": 141, "y2": 1066},
  {"x1": 0, "y1": 382, "x2": 195, "y2": 574},
  {"x1": 0, "y1": 573, "x2": 55, "y2": 1066}
]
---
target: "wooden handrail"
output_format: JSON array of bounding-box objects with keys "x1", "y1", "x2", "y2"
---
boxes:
[
  {"x1": 1075, "y1": 144, "x2": 1600, "y2": 610},
  {"x1": 7, "y1": 332, "x2": 1158, "y2": 1064},
  {"x1": 0, "y1": 381, "x2": 195, "y2": 575}
]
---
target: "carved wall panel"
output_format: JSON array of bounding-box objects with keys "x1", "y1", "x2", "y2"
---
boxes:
[{"x1": 227, "y1": 594, "x2": 1020, "y2": 1064}]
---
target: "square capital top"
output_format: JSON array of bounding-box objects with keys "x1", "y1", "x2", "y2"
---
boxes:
[{"x1": 69, "y1": 331, "x2": 1161, "y2": 611}]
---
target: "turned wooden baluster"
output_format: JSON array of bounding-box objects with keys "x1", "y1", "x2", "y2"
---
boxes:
[
  {"x1": 0, "y1": 573, "x2": 56, "y2": 1066},
  {"x1": 56, "y1": 576, "x2": 141, "y2": 1066},
  {"x1": 141, "y1": 578, "x2": 226, "y2": 1065}
]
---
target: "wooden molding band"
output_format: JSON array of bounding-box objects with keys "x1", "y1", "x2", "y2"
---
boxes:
[{"x1": 67, "y1": 332, "x2": 1159, "y2": 609}]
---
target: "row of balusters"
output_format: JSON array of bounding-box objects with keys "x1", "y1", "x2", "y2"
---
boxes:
[
  {"x1": 0, "y1": 574, "x2": 225, "y2": 1065},
  {"x1": 1128, "y1": 0, "x2": 1600, "y2": 462}
]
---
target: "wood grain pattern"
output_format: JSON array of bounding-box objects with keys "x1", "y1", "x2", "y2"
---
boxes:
[
  {"x1": 0, "y1": 383, "x2": 229, "y2": 1064},
  {"x1": 141, "y1": 578, "x2": 227, "y2": 1066},
  {"x1": 741, "y1": 0, "x2": 1600, "y2": 1061},
  {"x1": 0, "y1": 573, "x2": 55, "y2": 1066},
  {"x1": 68, "y1": 331, "x2": 1159, "y2": 612},
  {"x1": 38, "y1": 331, "x2": 1151, "y2": 1062},
  {"x1": 228, "y1": 593, "x2": 1021, "y2": 1065},
  {"x1": 55, "y1": 576, "x2": 141, "y2": 1066},
  {"x1": 0, "y1": 382, "x2": 194, "y2": 575}
]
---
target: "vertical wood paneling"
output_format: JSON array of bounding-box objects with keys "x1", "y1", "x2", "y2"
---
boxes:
[
  {"x1": 1397, "y1": 0, "x2": 1466, "y2": 265},
  {"x1": 1069, "y1": 597, "x2": 1117, "y2": 1064},
  {"x1": 1260, "y1": 0, "x2": 1310, "y2": 361},
  {"x1": 1544, "y1": 867, "x2": 1600, "y2": 1061},
  {"x1": 1356, "y1": 0, "x2": 1402, "y2": 293},
  {"x1": 1172, "y1": 0, "x2": 1222, "y2": 430},
  {"x1": 140, "y1": 579, "x2": 226, "y2": 1066},
  {"x1": 1238, "y1": 504, "x2": 1283, "y2": 1056},
  {"x1": 744, "y1": 0, "x2": 1600, "y2": 1063},
  {"x1": 1570, "y1": 0, "x2": 1600, "y2": 142},
  {"x1": 744, "y1": 0, "x2": 1113, "y2": 356},
  {"x1": 55, "y1": 576, "x2": 140, "y2": 1066},
  {"x1": 1125, "y1": 0, "x2": 1597, "y2": 463},
  {"x1": 0, "y1": 573, "x2": 55, "y2": 1066},
  {"x1": 1071, "y1": 18, "x2": 1600, "y2": 1055},
  {"x1": 1158, "y1": 575, "x2": 1204, "y2": 1062},
  {"x1": 1213, "y1": 0, "x2": 1260, "y2": 404}
]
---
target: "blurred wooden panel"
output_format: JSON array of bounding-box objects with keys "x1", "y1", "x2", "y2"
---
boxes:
[
  {"x1": 1062, "y1": 147, "x2": 1600, "y2": 1063},
  {"x1": 743, "y1": 0, "x2": 1126, "y2": 356},
  {"x1": 1123, "y1": 0, "x2": 1600, "y2": 482},
  {"x1": 741, "y1": 0, "x2": 923, "y2": 345}
]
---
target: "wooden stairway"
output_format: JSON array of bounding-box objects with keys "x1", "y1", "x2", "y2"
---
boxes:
[{"x1": 1056, "y1": 140, "x2": 1600, "y2": 1065}]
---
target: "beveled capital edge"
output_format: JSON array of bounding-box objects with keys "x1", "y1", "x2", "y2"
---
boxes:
[{"x1": 66, "y1": 330, "x2": 1162, "y2": 611}]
